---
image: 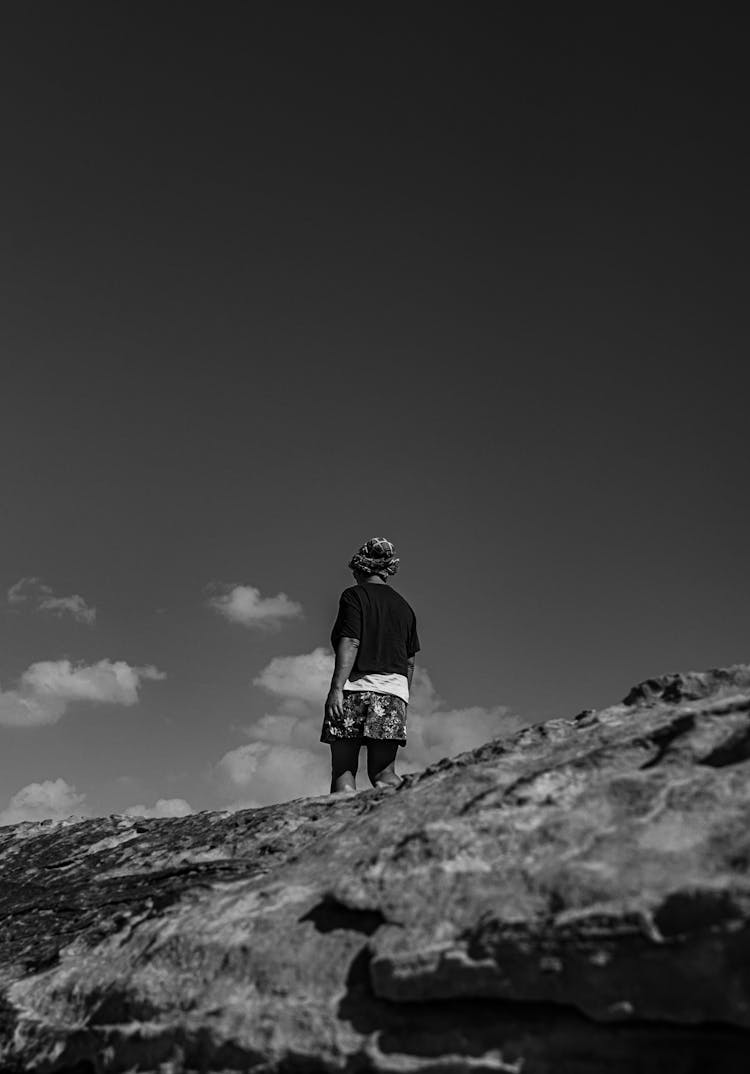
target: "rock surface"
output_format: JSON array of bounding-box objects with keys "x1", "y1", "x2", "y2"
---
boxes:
[{"x1": 1, "y1": 666, "x2": 750, "y2": 1072}]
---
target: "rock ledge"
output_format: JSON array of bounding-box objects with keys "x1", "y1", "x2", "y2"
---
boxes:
[{"x1": 1, "y1": 666, "x2": 750, "y2": 1072}]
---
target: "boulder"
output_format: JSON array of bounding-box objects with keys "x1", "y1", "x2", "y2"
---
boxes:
[{"x1": 1, "y1": 666, "x2": 749, "y2": 1072}]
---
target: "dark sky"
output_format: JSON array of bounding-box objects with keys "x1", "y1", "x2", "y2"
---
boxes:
[{"x1": 0, "y1": 6, "x2": 748, "y2": 816}]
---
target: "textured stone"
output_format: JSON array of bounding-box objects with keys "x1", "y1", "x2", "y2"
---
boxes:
[{"x1": 1, "y1": 666, "x2": 749, "y2": 1071}]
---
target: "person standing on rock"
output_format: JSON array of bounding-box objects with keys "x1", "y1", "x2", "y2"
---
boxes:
[{"x1": 321, "y1": 537, "x2": 420, "y2": 793}]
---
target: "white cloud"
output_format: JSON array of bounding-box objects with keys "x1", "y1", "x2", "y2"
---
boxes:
[
  {"x1": 0, "y1": 692, "x2": 63, "y2": 728},
  {"x1": 22, "y1": 659, "x2": 164, "y2": 704},
  {"x1": 123, "y1": 798, "x2": 193, "y2": 819},
  {"x1": 38, "y1": 594, "x2": 96, "y2": 625},
  {"x1": 244, "y1": 712, "x2": 321, "y2": 749},
  {"x1": 0, "y1": 778, "x2": 88, "y2": 826},
  {"x1": 6, "y1": 578, "x2": 34, "y2": 604},
  {"x1": 215, "y1": 741, "x2": 329, "y2": 807},
  {"x1": 7, "y1": 577, "x2": 96, "y2": 624},
  {"x1": 210, "y1": 648, "x2": 334, "y2": 807},
  {"x1": 253, "y1": 647, "x2": 333, "y2": 709},
  {"x1": 211, "y1": 649, "x2": 527, "y2": 809},
  {"x1": 394, "y1": 666, "x2": 526, "y2": 770},
  {"x1": 207, "y1": 584, "x2": 302, "y2": 630},
  {"x1": 0, "y1": 659, "x2": 165, "y2": 728}
]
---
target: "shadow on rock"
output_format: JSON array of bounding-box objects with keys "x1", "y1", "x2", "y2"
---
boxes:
[
  {"x1": 299, "y1": 896, "x2": 385, "y2": 936},
  {"x1": 337, "y1": 946, "x2": 750, "y2": 1073}
]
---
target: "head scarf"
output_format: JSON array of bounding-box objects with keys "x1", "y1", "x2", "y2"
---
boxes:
[{"x1": 348, "y1": 537, "x2": 400, "y2": 578}]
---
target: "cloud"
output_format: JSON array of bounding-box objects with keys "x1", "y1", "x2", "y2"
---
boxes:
[
  {"x1": 253, "y1": 647, "x2": 332, "y2": 711},
  {"x1": 0, "y1": 778, "x2": 88, "y2": 826},
  {"x1": 7, "y1": 578, "x2": 33, "y2": 604},
  {"x1": 38, "y1": 594, "x2": 96, "y2": 624},
  {"x1": 123, "y1": 798, "x2": 193, "y2": 818},
  {"x1": 211, "y1": 648, "x2": 334, "y2": 806},
  {"x1": 21, "y1": 659, "x2": 164, "y2": 704},
  {"x1": 389, "y1": 666, "x2": 526, "y2": 770},
  {"x1": 7, "y1": 578, "x2": 96, "y2": 625},
  {"x1": 0, "y1": 659, "x2": 165, "y2": 728},
  {"x1": 215, "y1": 742, "x2": 329, "y2": 807},
  {"x1": 207, "y1": 584, "x2": 303, "y2": 630},
  {"x1": 211, "y1": 649, "x2": 528, "y2": 809}
]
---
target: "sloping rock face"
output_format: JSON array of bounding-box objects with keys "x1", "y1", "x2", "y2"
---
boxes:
[{"x1": 1, "y1": 667, "x2": 750, "y2": 1073}]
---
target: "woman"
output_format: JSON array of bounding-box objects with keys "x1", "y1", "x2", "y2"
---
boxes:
[{"x1": 321, "y1": 537, "x2": 420, "y2": 793}]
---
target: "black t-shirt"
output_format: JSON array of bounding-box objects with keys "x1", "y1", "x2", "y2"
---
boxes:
[{"x1": 330, "y1": 583, "x2": 420, "y2": 678}]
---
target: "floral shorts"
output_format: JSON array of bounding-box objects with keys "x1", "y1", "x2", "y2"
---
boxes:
[{"x1": 320, "y1": 691, "x2": 407, "y2": 745}]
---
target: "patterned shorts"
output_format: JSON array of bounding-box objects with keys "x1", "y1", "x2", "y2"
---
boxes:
[{"x1": 320, "y1": 691, "x2": 407, "y2": 745}]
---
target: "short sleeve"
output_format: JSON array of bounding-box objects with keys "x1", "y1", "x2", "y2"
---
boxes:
[
  {"x1": 408, "y1": 615, "x2": 420, "y2": 657},
  {"x1": 330, "y1": 589, "x2": 362, "y2": 646}
]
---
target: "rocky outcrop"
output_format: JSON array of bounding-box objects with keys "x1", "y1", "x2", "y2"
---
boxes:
[{"x1": 1, "y1": 666, "x2": 750, "y2": 1072}]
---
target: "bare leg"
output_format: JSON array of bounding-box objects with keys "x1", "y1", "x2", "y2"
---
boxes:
[
  {"x1": 366, "y1": 739, "x2": 401, "y2": 787},
  {"x1": 329, "y1": 741, "x2": 361, "y2": 793}
]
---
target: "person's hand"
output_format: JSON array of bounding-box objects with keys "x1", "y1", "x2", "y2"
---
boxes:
[{"x1": 325, "y1": 687, "x2": 344, "y2": 720}]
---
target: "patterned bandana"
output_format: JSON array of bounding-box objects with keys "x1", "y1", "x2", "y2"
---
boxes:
[{"x1": 348, "y1": 537, "x2": 400, "y2": 577}]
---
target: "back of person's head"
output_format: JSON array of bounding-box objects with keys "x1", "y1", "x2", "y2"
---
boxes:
[{"x1": 348, "y1": 537, "x2": 400, "y2": 580}]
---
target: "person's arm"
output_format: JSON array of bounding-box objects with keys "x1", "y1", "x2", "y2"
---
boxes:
[
  {"x1": 325, "y1": 636, "x2": 360, "y2": 719},
  {"x1": 406, "y1": 613, "x2": 419, "y2": 697}
]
